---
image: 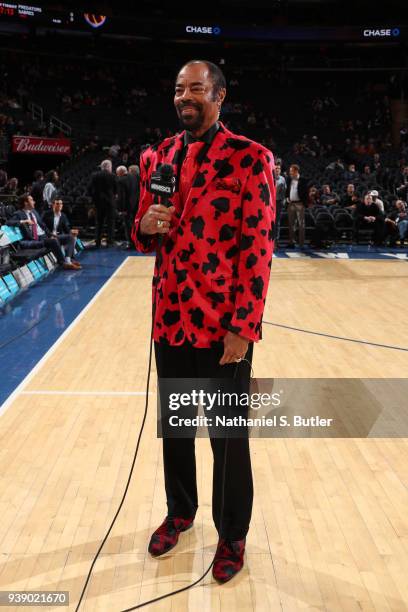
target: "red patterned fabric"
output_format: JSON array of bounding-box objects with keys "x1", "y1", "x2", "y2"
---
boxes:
[
  {"x1": 212, "y1": 537, "x2": 246, "y2": 583},
  {"x1": 132, "y1": 121, "x2": 276, "y2": 347},
  {"x1": 148, "y1": 515, "x2": 194, "y2": 557}
]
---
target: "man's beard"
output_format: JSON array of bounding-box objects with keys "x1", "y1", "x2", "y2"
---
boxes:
[{"x1": 176, "y1": 103, "x2": 205, "y2": 132}]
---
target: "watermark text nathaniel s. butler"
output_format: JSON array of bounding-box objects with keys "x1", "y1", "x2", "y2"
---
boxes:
[{"x1": 167, "y1": 414, "x2": 334, "y2": 428}]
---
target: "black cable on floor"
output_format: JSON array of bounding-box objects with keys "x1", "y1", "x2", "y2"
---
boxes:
[{"x1": 263, "y1": 320, "x2": 408, "y2": 352}]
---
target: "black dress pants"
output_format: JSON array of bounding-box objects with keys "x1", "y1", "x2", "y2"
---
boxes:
[
  {"x1": 95, "y1": 202, "x2": 115, "y2": 246},
  {"x1": 154, "y1": 339, "x2": 254, "y2": 541}
]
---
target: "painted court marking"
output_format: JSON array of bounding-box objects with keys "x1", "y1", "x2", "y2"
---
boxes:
[{"x1": 0, "y1": 257, "x2": 130, "y2": 418}]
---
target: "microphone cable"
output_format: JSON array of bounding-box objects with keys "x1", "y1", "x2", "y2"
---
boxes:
[{"x1": 75, "y1": 235, "x2": 242, "y2": 611}]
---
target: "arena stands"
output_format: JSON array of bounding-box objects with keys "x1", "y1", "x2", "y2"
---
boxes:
[{"x1": 1, "y1": 29, "x2": 407, "y2": 259}]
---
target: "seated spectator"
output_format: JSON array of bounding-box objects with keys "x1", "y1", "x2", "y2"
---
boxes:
[
  {"x1": 7, "y1": 193, "x2": 80, "y2": 270},
  {"x1": 396, "y1": 165, "x2": 408, "y2": 201},
  {"x1": 369, "y1": 190, "x2": 384, "y2": 213},
  {"x1": 344, "y1": 163, "x2": 359, "y2": 182},
  {"x1": 354, "y1": 193, "x2": 385, "y2": 246},
  {"x1": 3, "y1": 177, "x2": 19, "y2": 197},
  {"x1": 360, "y1": 164, "x2": 376, "y2": 187},
  {"x1": 384, "y1": 200, "x2": 408, "y2": 246},
  {"x1": 42, "y1": 196, "x2": 82, "y2": 268},
  {"x1": 340, "y1": 184, "x2": 360, "y2": 211},
  {"x1": 320, "y1": 184, "x2": 339, "y2": 206},
  {"x1": 325, "y1": 158, "x2": 344, "y2": 173},
  {"x1": 307, "y1": 186, "x2": 321, "y2": 208}
]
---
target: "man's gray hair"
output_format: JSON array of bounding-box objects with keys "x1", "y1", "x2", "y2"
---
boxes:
[
  {"x1": 116, "y1": 165, "x2": 128, "y2": 176},
  {"x1": 101, "y1": 159, "x2": 112, "y2": 171}
]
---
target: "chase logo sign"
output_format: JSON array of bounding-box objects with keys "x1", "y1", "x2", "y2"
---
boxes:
[
  {"x1": 185, "y1": 25, "x2": 221, "y2": 35},
  {"x1": 363, "y1": 28, "x2": 400, "y2": 38}
]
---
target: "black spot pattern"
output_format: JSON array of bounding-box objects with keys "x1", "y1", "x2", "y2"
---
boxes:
[
  {"x1": 189, "y1": 307, "x2": 204, "y2": 329},
  {"x1": 236, "y1": 302, "x2": 254, "y2": 319},
  {"x1": 193, "y1": 172, "x2": 207, "y2": 188},
  {"x1": 213, "y1": 160, "x2": 234, "y2": 178},
  {"x1": 163, "y1": 309, "x2": 180, "y2": 326},
  {"x1": 210, "y1": 197, "x2": 230, "y2": 219},
  {"x1": 252, "y1": 159, "x2": 264, "y2": 175},
  {"x1": 250, "y1": 276, "x2": 264, "y2": 299},
  {"x1": 202, "y1": 253, "x2": 220, "y2": 274},
  {"x1": 246, "y1": 254, "x2": 258, "y2": 269},
  {"x1": 240, "y1": 234, "x2": 255, "y2": 250},
  {"x1": 226, "y1": 245, "x2": 239, "y2": 259},
  {"x1": 175, "y1": 328, "x2": 185, "y2": 342},
  {"x1": 178, "y1": 243, "x2": 195, "y2": 263},
  {"x1": 219, "y1": 224, "x2": 236, "y2": 242},
  {"x1": 190, "y1": 216, "x2": 205, "y2": 239},
  {"x1": 245, "y1": 209, "x2": 263, "y2": 228},
  {"x1": 240, "y1": 154, "x2": 254, "y2": 168},
  {"x1": 181, "y1": 286, "x2": 194, "y2": 302},
  {"x1": 206, "y1": 291, "x2": 226, "y2": 308},
  {"x1": 233, "y1": 207, "x2": 243, "y2": 220},
  {"x1": 259, "y1": 182, "x2": 270, "y2": 206}
]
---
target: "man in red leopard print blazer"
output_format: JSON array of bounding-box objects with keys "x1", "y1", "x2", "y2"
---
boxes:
[{"x1": 132, "y1": 60, "x2": 276, "y2": 583}]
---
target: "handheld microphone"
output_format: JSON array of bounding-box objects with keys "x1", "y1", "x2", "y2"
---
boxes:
[{"x1": 149, "y1": 163, "x2": 175, "y2": 208}]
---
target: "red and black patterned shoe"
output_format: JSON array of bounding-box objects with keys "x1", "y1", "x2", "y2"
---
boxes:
[
  {"x1": 212, "y1": 537, "x2": 246, "y2": 583},
  {"x1": 148, "y1": 516, "x2": 194, "y2": 557}
]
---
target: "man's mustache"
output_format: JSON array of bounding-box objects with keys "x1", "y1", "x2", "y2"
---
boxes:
[{"x1": 177, "y1": 102, "x2": 202, "y2": 111}]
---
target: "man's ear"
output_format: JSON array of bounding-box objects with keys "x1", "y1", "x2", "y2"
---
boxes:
[{"x1": 217, "y1": 88, "x2": 226, "y2": 105}]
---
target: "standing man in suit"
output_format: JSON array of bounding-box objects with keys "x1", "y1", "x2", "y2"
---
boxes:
[
  {"x1": 42, "y1": 196, "x2": 82, "y2": 269},
  {"x1": 132, "y1": 60, "x2": 276, "y2": 583},
  {"x1": 118, "y1": 164, "x2": 140, "y2": 248},
  {"x1": 286, "y1": 164, "x2": 309, "y2": 248},
  {"x1": 31, "y1": 170, "x2": 45, "y2": 213},
  {"x1": 7, "y1": 193, "x2": 80, "y2": 270},
  {"x1": 88, "y1": 159, "x2": 117, "y2": 247}
]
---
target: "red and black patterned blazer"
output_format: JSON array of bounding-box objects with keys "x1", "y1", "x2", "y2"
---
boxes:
[{"x1": 132, "y1": 121, "x2": 276, "y2": 348}]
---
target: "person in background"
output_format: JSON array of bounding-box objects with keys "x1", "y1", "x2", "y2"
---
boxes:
[
  {"x1": 286, "y1": 164, "x2": 309, "y2": 248},
  {"x1": 320, "y1": 184, "x2": 339, "y2": 207},
  {"x1": 88, "y1": 159, "x2": 117, "y2": 247},
  {"x1": 43, "y1": 170, "x2": 59, "y2": 209},
  {"x1": 344, "y1": 163, "x2": 359, "y2": 183},
  {"x1": 274, "y1": 162, "x2": 286, "y2": 247},
  {"x1": 340, "y1": 184, "x2": 359, "y2": 211},
  {"x1": 42, "y1": 195, "x2": 82, "y2": 268},
  {"x1": 354, "y1": 192, "x2": 385, "y2": 246},
  {"x1": 7, "y1": 193, "x2": 80, "y2": 270},
  {"x1": 307, "y1": 186, "x2": 321, "y2": 208},
  {"x1": 384, "y1": 199, "x2": 408, "y2": 245},
  {"x1": 31, "y1": 170, "x2": 45, "y2": 213},
  {"x1": 3, "y1": 177, "x2": 19, "y2": 198},
  {"x1": 116, "y1": 165, "x2": 132, "y2": 247},
  {"x1": 369, "y1": 190, "x2": 384, "y2": 213}
]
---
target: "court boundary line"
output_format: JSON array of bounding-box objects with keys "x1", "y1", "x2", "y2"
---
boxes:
[{"x1": 0, "y1": 257, "x2": 130, "y2": 418}]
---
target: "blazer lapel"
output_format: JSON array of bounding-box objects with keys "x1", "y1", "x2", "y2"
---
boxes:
[{"x1": 157, "y1": 133, "x2": 184, "y2": 214}]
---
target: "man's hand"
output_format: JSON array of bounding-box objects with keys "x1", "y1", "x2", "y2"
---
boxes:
[
  {"x1": 219, "y1": 331, "x2": 249, "y2": 365},
  {"x1": 71, "y1": 229, "x2": 79, "y2": 236},
  {"x1": 140, "y1": 204, "x2": 175, "y2": 235},
  {"x1": 21, "y1": 219, "x2": 34, "y2": 225}
]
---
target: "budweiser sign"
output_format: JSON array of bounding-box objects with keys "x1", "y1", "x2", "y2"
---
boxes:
[{"x1": 12, "y1": 136, "x2": 71, "y2": 155}]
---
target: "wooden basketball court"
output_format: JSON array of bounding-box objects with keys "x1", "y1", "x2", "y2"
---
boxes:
[{"x1": 0, "y1": 257, "x2": 407, "y2": 611}]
